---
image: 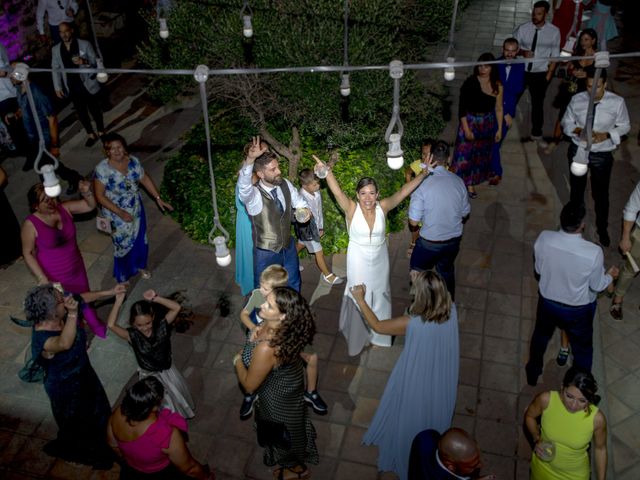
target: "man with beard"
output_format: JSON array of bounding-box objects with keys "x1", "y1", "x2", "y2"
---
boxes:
[
  {"x1": 408, "y1": 428, "x2": 494, "y2": 479},
  {"x1": 237, "y1": 136, "x2": 310, "y2": 291}
]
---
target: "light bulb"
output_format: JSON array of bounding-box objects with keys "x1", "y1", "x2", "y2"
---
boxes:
[
  {"x1": 11, "y1": 62, "x2": 29, "y2": 82},
  {"x1": 213, "y1": 236, "x2": 232, "y2": 267},
  {"x1": 339, "y1": 73, "x2": 351, "y2": 96},
  {"x1": 194, "y1": 65, "x2": 209, "y2": 83},
  {"x1": 561, "y1": 36, "x2": 576, "y2": 57},
  {"x1": 570, "y1": 161, "x2": 588, "y2": 177},
  {"x1": 243, "y1": 15, "x2": 253, "y2": 38},
  {"x1": 159, "y1": 18, "x2": 169, "y2": 39},
  {"x1": 41, "y1": 164, "x2": 62, "y2": 197},
  {"x1": 444, "y1": 57, "x2": 455, "y2": 81},
  {"x1": 96, "y1": 58, "x2": 108, "y2": 83},
  {"x1": 386, "y1": 133, "x2": 404, "y2": 170}
]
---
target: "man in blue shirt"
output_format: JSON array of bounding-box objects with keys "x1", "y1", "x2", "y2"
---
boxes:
[
  {"x1": 490, "y1": 38, "x2": 525, "y2": 185},
  {"x1": 11, "y1": 72, "x2": 82, "y2": 191},
  {"x1": 408, "y1": 140, "x2": 470, "y2": 299}
]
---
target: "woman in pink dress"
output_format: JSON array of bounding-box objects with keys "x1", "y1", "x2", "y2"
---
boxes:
[
  {"x1": 107, "y1": 377, "x2": 212, "y2": 479},
  {"x1": 21, "y1": 181, "x2": 107, "y2": 337}
]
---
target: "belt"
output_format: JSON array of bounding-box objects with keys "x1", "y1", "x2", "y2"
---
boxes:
[
  {"x1": 543, "y1": 297, "x2": 590, "y2": 309},
  {"x1": 420, "y1": 236, "x2": 461, "y2": 244}
]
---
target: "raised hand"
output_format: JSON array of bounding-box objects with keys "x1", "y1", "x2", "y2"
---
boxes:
[
  {"x1": 143, "y1": 289, "x2": 157, "y2": 301},
  {"x1": 246, "y1": 136, "x2": 268, "y2": 163}
]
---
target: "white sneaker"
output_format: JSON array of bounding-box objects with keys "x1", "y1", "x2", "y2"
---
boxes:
[
  {"x1": 299, "y1": 265, "x2": 304, "y2": 271},
  {"x1": 530, "y1": 135, "x2": 548, "y2": 149}
]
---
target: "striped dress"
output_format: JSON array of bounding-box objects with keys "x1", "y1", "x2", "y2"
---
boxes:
[{"x1": 242, "y1": 339, "x2": 318, "y2": 468}]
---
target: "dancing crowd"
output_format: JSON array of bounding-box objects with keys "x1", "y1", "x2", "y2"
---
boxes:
[{"x1": 0, "y1": 0, "x2": 634, "y2": 479}]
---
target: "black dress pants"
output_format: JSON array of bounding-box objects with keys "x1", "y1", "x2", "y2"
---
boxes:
[{"x1": 524, "y1": 71, "x2": 549, "y2": 137}]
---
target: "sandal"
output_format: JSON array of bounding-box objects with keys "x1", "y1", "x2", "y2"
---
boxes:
[
  {"x1": 407, "y1": 242, "x2": 415, "y2": 258},
  {"x1": 322, "y1": 273, "x2": 344, "y2": 285},
  {"x1": 273, "y1": 466, "x2": 311, "y2": 480},
  {"x1": 556, "y1": 347, "x2": 570, "y2": 366},
  {"x1": 609, "y1": 302, "x2": 623, "y2": 321},
  {"x1": 139, "y1": 269, "x2": 152, "y2": 280}
]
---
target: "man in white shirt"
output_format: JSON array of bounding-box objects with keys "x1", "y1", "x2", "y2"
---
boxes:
[
  {"x1": 609, "y1": 181, "x2": 640, "y2": 320},
  {"x1": 513, "y1": 1, "x2": 560, "y2": 143},
  {"x1": 525, "y1": 202, "x2": 617, "y2": 386},
  {"x1": 408, "y1": 140, "x2": 470, "y2": 300},
  {"x1": 562, "y1": 68, "x2": 631, "y2": 247},
  {"x1": 237, "y1": 136, "x2": 309, "y2": 291},
  {"x1": 37, "y1": 0, "x2": 78, "y2": 45},
  {"x1": 0, "y1": 43, "x2": 26, "y2": 155}
]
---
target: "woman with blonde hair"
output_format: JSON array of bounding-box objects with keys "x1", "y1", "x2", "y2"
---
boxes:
[{"x1": 350, "y1": 270, "x2": 460, "y2": 480}]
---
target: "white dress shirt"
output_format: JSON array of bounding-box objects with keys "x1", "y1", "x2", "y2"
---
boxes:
[
  {"x1": 0, "y1": 43, "x2": 15, "y2": 103},
  {"x1": 37, "y1": 0, "x2": 79, "y2": 34},
  {"x1": 561, "y1": 90, "x2": 631, "y2": 152},
  {"x1": 408, "y1": 166, "x2": 470, "y2": 241},
  {"x1": 534, "y1": 230, "x2": 611, "y2": 305},
  {"x1": 623, "y1": 181, "x2": 640, "y2": 227},
  {"x1": 237, "y1": 163, "x2": 308, "y2": 216},
  {"x1": 300, "y1": 188, "x2": 323, "y2": 230},
  {"x1": 513, "y1": 21, "x2": 560, "y2": 73}
]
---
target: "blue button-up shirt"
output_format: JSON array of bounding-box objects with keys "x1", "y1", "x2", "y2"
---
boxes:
[
  {"x1": 15, "y1": 81, "x2": 53, "y2": 145},
  {"x1": 408, "y1": 166, "x2": 470, "y2": 241}
]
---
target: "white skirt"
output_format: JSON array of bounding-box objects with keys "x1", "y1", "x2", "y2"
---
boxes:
[{"x1": 139, "y1": 363, "x2": 195, "y2": 419}]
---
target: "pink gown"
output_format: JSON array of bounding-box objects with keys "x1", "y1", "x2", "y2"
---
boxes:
[{"x1": 27, "y1": 204, "x2": 106, "y2": 337}]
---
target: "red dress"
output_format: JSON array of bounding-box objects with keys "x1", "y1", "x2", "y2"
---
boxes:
[
  {"x1": 552, "y1": 0, "x2": 587, "y2": 45},
  {"x1": 28, "y1": 204, "x2": 106, "y2": 337}
]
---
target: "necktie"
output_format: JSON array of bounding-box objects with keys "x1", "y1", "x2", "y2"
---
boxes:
[
  {"x1": 527, "y1": 29, "x2": 539, "y2": 72},
  {"x1": 270, "y1": 188, "x2": 284, "y2": 214},
  {"x1": 505, "y1": 65, "x2": 511, "y2": 81}
]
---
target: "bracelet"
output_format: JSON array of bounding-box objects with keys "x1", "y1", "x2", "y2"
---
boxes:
[
  {"x1": 233, "y1": 354, "x2": 241, "y2": 366},
  {"x1": 67, "y1": 313, "x2": 78, "y2": 318}
]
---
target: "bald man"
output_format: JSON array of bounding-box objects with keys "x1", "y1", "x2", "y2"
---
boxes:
[{"x1": 408, "y1": 428, "x2": 494, "y2": 479}]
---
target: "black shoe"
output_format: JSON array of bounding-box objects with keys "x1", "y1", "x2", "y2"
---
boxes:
[
  {"x1": 85, "y1": 135, "x2": 99, "y2": 147},
  {"x1": 240, "y1": 393, "x2": 257, "y2": 420},
  {"x1": 598, "y1": 230, "x2": 610, "y2": 247},
  {"x1": 21, "y1": 159, "x2": 34, "y2": 172},
  {"x1": 303, "y1": 390, "x2": 328, "y2": 413},
  {"x1": 556, "y1": 347, "x2": 570, "y2": 366},
  {"x1": 525, "y1": 368, "x2": 538, "y2": 387}
]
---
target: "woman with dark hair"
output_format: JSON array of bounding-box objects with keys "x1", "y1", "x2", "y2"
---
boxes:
[
  {"x1": 107, "y1": 288, "x2": 195, "y2": 419},
  {"x1": 317, "y1": 156, "x2": 432, "y2": 356},
  {"x1": 26, "y1": 284, "x2": 114, "y2": 468},
  {"x1": 21, "y1": 181, "x2": 108, "y2": 337},
  {"x1": 525, "y1": 367, "x2": 608, "y2": 480},
  {"x1": 0, "y1": 166, "x2": 21, "y2": 267},
  {"x1": 451, "y1": 52, "x2": 504, "y2": 198},
  {"x1": 547, "y1": 28, "x2": 598, "y2": 152},
  {"x1": 107, "y1": 377, "x2": 212, "y2": 479},
  {"x1": 94, "y1": 132, "x2": 173, "y2": 282},
  {"x1": 350, "y1": 271, "x2": 459, "y2": 480},
  {"x1": 233, "y1": 287, "x2": 318, "y2": 479}
]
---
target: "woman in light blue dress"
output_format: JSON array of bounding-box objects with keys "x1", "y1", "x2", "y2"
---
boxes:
[
  {"x1": 235, "y1": 181, "x2": 254, "y2": 296},
  {"x1": 587, "y1": 0, "x2": 618, "y2": 51},
  {"x1": 350, "y1": 271, "x2": 459, "y2": 480}
]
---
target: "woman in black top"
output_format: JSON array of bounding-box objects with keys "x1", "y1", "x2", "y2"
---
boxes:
[
  {"x1": 451, "y1": 52, "x2": 504, "y2": 198},
  {"x1": 108, "y1": 289, "x2": 195, "y2": 419}
]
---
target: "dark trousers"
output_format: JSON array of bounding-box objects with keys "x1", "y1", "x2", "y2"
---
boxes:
[
  {"x1": 409, "y1": 236, "x2": 461, "y2": 300},
  {"x1": 253, "y1": 238, "x2": 301, "y2": 292},
  {"x1": 568, "y1": 142, "x2": 614, "y2": 233},
  {"x1": 0, "y1": 98, "x2": 28, "y2": 152},
  {"x1": 26, "y1": 142, "x2": 83, "y2": 185},
  {"x1": 69, "y1": 88, "x2": 104, "y2": 135},
  {"x1": 491, "y1": 121, "x2": 510, "y2": 177},
  {"x1": 525, "y1": 295, "x2": 596, "y2": 382},
  {"x1": 524, "y1": 72, "x2": 549, "y2": 137}
]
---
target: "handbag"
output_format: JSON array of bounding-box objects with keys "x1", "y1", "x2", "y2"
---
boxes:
[
  {"x1": 256, "y1": 418, "x2": 291, "y2": 449},
  {"x1": 96, "y1": 215, "x2": 112, "y2": 234},
  {"x1": 18, "y1": 353, "x2": 45, "y2": 383}
]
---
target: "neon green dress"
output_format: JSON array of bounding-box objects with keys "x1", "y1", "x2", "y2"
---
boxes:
[{"x1": 530, "y1": 391, "x2": 597, "y2": 480}]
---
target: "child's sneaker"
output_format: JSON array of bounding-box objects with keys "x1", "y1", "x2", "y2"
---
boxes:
[
  {"x1": 556, "y1": 347, "x2": 570, "y2": 367},
  {"x1": 303, "y1": 390, "x2": 328, "y2": 413},
  {"x1": 240, "y1": 393, "x2": 257, "y2": 420}
]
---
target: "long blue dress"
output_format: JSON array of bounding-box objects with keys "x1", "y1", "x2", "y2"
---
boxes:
[
  {"x1": 235, "y1": 184, "x2": 254, "y2": 296},
  {"x1": 362, "y1": 306, "x2": 460, "y2": 480},
  {"x1": 32, "y1": 327, "x2": 113, "y2": 467}
]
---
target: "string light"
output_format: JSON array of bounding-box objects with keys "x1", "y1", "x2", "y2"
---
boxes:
[
  {"x1": 84, "y1": 0, "x2": 109, "y2": 83},
  {"x1": 159, "y1": 18, "x2": 169, "y2": 39},
  {"x1": 340, "y1": 0, "x2": 350, "y2": 96},
  {"x1": 11, "y1": 63, "x2": 61, "y2": 197},
  {"x1": 384, "y1": 60, "x2": 404, "y2": 170},
  {"x1": 241, "y1": 1, "x2": 253, "y2": 38},
  {"x1": 444, "y1": 57, "x2": 456, "y2": 81},
  {"x1": 340, "y1": 73, "x2": 350, "y2": 96},
  {"x1": 96, "y1": 58, "x2": 108, "y2": 83}
]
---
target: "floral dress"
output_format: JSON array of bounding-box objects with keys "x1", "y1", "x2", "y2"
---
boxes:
[{"x1": 95, "y1": 156, "x2": 149, "y2": 281}]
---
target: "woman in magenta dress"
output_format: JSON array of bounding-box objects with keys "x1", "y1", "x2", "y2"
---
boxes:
[
  {"x1": 107, "y1": 377, "x2": 212, "y2": 479},
  {"x1": 21, "y1": 181, "x2": 107, "y2": 338}
]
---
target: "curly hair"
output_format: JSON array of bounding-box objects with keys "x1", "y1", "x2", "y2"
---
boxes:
[
  {"x1": 269, "y1": 287, "x2": 316, "y2": 365},
  {"x1": 408, "y1": 271, "x2": 452, "y2": 324},
  {"x1": 24, "y1": 284, "x2": 59, "y2": 324}
]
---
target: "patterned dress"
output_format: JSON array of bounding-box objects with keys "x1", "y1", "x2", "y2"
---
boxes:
[
  {"x1": 94, "y1": 156, "x2": 148, "y2": 282},
  {"x1": 241, "y1": 338, "x2": 318, "y2": 468}
]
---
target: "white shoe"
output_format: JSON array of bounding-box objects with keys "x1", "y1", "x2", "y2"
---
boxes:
[
  {"x1": 299, "y1": 265, "x2": 304, "y2": 271},
  {"x1": 322, "y1": 273, "x2": 344, "y2": 285},
  {"x1": 530, "y1": 135, "x2": 549, "y2": 149}
]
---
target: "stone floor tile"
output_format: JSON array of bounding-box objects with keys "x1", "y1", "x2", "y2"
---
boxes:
[
  {"x1": 340, "y1": 425, "x2": 378, "y2": 465},
  {"x1": 521, "y1": 276, "x2": 538, "y2": 297},
  {"x1": 456, "y1": 266, "x2": 492, "y2": 289},
  {"x1": 321, "y1": 389, "x2": 356, "y2": 425},
  {"x1": 366, "y1": 346, "x2": 403, "y2": 373},
  {"x1": 476, "y1": 419, "x2": 518, "y2": 456},
  {"x1": 460, "y1": 332, "x2": 483, "y2": 360},
  {"x1": 47, "y1": 458, "x2": 94, "y2": 479},
  {"x1": 521, "y1": 295, "x2": 537, "y2": 319},
  {"x1": 313, "y1": 421, "x2": 345, "y2": 459},
  {"x1": 334, "y1": 460, "x2": 380, "y2": 480},
  {"x1": 610, "y1": 413, "x2": 640, "y2": 454},
  {"x1": 606, "y1": 338, "x2": 640, "y2": 371},
  {"x1": 516, "y1": 459, "x2": 531, "y2": 479},
  {"x1": 356, "y1": 369, "x2": 389, "y2": 400},
  {"x1": 483, "y1": 336, "x2": 519, "y2": 365},
  {"x1": 604, "y1": 354, "x2": 631, "y2": 386},
  {"x1": 488, "y1": 271, "x2": 523, "y2": 295},
  {"x1": 456, "y1": 384, "x2": 478, "y2": 416},
  {"x1": 452, "y1": 413, "x2": 476, "y2": 434},
  {"x1": 477, "y1": 388, "x2": 518, "y2": 423},
  {"x1": 607, "y1": 392, "x2": 635, "y2": 427},
  {"x1": 205, "y1": 435, "x2": 256, "y2": 477},
  {"x1": 481, "y1": 452, "x2": 516, "y2": 479},
  {"x1": 459, "y1": 357, "x2": 481, "y2": 387},
  {"x1": 480, "y1": 361, "x2": 520, "y2": 394},
  {"x1": 486, "y1": 291, "x2": 521, "y2": 317},
  {"x1": 457, "y1": 248, "x2": 492, "y2": 270},
  {"x1": 456, "y1": 286, "x2": 488, "y2": 311},
  {"x1": 611, "y1": 432, "x2": 640, "y2": 474},
  {"x1": 608, "y1": 373, "x2": 640, "y2": 409},
  {"x1": 457, "y1": 306, "x2": 485, "y2": 334},
  {"x1": 484, "y1": 313, "x2": 520, "y2": 340}
]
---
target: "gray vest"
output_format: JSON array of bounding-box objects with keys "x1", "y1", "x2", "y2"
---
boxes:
[{"x1": 251, "y1": 183, "x2": 292, "y2": 252}]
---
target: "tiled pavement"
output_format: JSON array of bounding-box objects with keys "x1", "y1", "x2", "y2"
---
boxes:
[{"x1": 1, "y1": 0, "x2": 640, "y2": 478}]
